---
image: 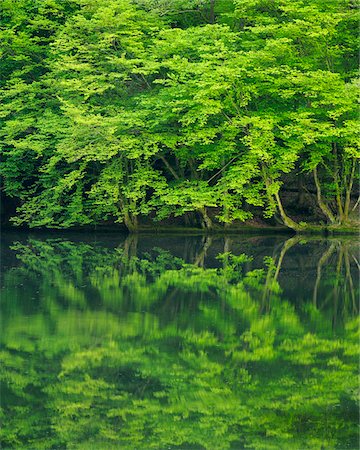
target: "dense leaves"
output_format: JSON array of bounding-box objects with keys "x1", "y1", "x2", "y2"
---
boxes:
[{"x1": 0, "y1": 0, "x2": 359, "y2": 230}]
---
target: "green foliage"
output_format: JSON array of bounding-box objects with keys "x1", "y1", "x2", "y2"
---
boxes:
[{"x1": 0, "y1": 0, "x2": 358, "y2": 229}]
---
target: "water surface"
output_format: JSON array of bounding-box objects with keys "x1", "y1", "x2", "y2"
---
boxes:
[{"x1": 1, "y1": 232, "x2": 359, "y2": 449}]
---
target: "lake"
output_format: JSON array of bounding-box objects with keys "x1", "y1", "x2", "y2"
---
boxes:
[{"x1": 1, "y1": 232, "x2": 359, "y2": 449}]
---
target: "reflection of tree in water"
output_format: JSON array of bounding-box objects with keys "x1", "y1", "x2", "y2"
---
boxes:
[
  {"x1": 246, "y1": 236, "x2": 359, "y2": 326},
  {"x1": 310, "y1": 240, "x2": 358, "y2": 330},
  {"x1": 0, "y1": 235, "x2": 359, "y2": 449}
]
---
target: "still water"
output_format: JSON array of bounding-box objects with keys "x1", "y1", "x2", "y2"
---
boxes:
[{"x1": 1, "y1": 232, "x2": 359, "y2": 449}]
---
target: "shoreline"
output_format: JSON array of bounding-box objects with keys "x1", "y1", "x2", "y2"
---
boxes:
[{"x1": 1, "y1": 224, "x2": 358, "y2": 236}]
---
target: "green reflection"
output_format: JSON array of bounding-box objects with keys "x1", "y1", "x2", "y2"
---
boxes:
[{"x1": 1, "y1": 236, "x2": 359, "y2": 449}]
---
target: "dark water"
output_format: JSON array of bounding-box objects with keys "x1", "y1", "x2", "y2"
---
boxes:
[{"x1": 1, "y1": 232, "x2": 359, "y2": 449}]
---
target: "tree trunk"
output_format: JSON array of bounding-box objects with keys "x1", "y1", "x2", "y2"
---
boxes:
[
  {"x1": 313, "y1": 167, "x2": 336, "y2": 223},
  {"x1": 343, "y1": 159, "x2": 356, "y2": 222},
  {"x1": 209, "y1": 0, "x2": 215, "y2": 24},
  {"x1": 332, "y1": 142, "x2": 345, "y2": 223},
  {"x1": 160, "y1": 156, "x2": 180, "y2": 180},
  {"x1": 274, "y1": 191, "x2": 301, "y2": 231},
  {"x1": 261, "y1": 164, "x2": 300, "y2": 230},
  {"x1": 184, "y1": 212, "x2": 191, "y2": 226},
  {"x1": 188, "y1": 159, "x2": 199, "y2": 180},
  {"x1": 124, "y1": 211, "x2": 138, "y2": 232},
  {"x1": 335, "y1": 190, "x2": 344, "y2": 223},
  {"x1": 199, "y1": 207, "x2": 213, "y2": 230},
  {"x1": 297, "y1": 173, "x2": 307, "y2": 208}
]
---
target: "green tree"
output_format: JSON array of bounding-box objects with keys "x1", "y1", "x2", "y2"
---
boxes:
[
  {"x1": 0, "y1": 0, "x2": 78, "y2": 206},
  {"x1": 0, "y1": 0, "x2": 358, "y2": 230}
]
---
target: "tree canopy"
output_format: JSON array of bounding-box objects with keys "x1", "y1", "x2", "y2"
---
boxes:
[{"x1": 0, "y1": 0, "x2": 359, "y2": 230}]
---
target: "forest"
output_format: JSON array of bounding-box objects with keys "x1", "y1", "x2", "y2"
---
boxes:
[{"x1": 0, "y1": 0, "x2": 359, "y2": 232}]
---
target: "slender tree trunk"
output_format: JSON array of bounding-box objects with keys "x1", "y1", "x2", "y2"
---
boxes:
[
  {"x1": 184, "y1": 212, "x2": 191, "y2": 226},
  {"x1": 132, "y1": 214, "x2": 138, "y2": 229},
  {"x1": 343, "y1": 159, "x2": 356, "y2": 222},
  {"x1": 188, "y1": 159, "x2": 199, "y2": 180},
  {"x1": 274, "y1": 191, "x2": 301, "y2": 231},
  {"x1": 199, "y1": 207, "x2": 213, "y2": 230},
  {"x1": 124, "y1": 211, "x2": 138, "y2": 232},
  {"x1": 297, "y1": 173, "x2": 307, "y2": 208},
  {"x1": 222, "y1": 189, "x2": 231, "y2": 227},
  {"x1": 209, "y1": 0, "x2": 215, "y2": 23},
  {"x1": 119, "y1": 198, "x2": 138, "y2": 232},
  {"x1": 313, "y1": 167, "x2": 336, "y2": 223},
  {"x1": 332, "y1": 143, "x2": 345, "y2": 223},
  {"x1": 352, "y1": 196, "x2": 360, "y2": 212},
  {"x1": 160, "y1": 156, "x2": 180, "y2": 180},
  {"x1": 335, "y1": 190, "x2": 344, "y2": 223},
  {"x1": 261, "y1": 164, "x2": 300, "y2": 231}
]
